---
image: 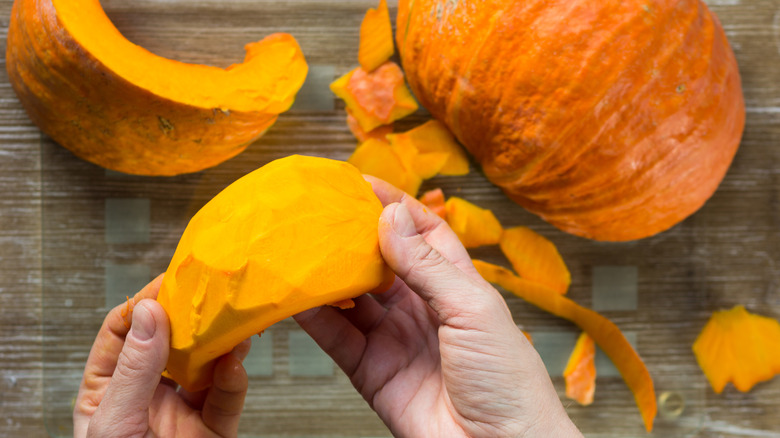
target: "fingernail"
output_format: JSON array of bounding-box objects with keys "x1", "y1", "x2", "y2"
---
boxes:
[
  {"x1": 392, "y1": 203, "x2": 418, "y2": 237},
  {"x1": 131, "y1": 302, "x2": 156, "y2": 341}
]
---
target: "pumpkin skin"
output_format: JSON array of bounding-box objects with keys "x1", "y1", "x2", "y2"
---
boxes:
[
  {"x1": 6, "y1": 0, "x2": 307, "y2": 175},
  {"x1": 397, "y1": 0, "x2": 745, "y2": 241}
]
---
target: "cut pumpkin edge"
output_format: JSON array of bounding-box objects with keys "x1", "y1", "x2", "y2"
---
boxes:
[{"x1": 51, "y1": 0, "x2": 309, "y2": 113}]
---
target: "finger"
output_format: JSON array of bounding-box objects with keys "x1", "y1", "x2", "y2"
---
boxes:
[
  {"x1": 201, "y1": 352, "x2": 249, "y2": 437},
  {"x1": 339, "y1": 294, "x2": 387, "y2": 334},
  {"x1": 365, "y1": 176, "x2": 476, "y2": 275},
  {"x1": 294, "y1": 306, "x2": 367, "y2": 376},
  {"x1": 178, "y1": 338, "x2": 251, "y2": 410},
  {"x1": 87, "y1": 299, "x2": 171, "y2": 437},
  {"x1": 74, "y1": 274, "x2": 164, "y2": 435},
  {"x1": 378, "y1": 202, "x2": 512, "y2": 330},
  {"x1": 81, "y1": 274, "x2": 165, "y2": 385}
]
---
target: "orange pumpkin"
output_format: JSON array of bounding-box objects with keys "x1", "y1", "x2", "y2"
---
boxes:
[
  {"x1": 157, "y1": 155, "x2": 394, "y2": 391},
  {"x1": 6, "y1": 0, "x2": 307, "y2": 175},
  {"x1": 396, "y1": 0, "x2": 744, "y2": 241}
]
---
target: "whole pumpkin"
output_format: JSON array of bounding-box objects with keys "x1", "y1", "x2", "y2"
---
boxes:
[
  {"x1": 6, "y1": 0, "x2": 307, "y2": 176},
  {"x1": 396, "y1": 0, "x2": 745, "y2": 241}
]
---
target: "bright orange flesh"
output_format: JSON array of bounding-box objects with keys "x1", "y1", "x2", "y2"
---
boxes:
[
  {"x1": 330, "y1": 62, "x2": 418, "y2": 132},
  {"x1": 499, "y1": 227, "x2": 571, "y2": 294},
  {"x1": 358, "y1": 0, "x2": 394, "y2": 72},
  {"x1": 444, "y1": 197, "x2": 503, "y2": 248},
  {"x1": 693, "y1": 305, "x2": 780, "y2": 393},
  {"x1": 157, "y1": 156, "x2": 394, "y2": 391}
]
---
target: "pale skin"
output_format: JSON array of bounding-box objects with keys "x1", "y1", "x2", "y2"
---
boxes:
[{"x1": 74, "y1": 177, "x2": 583, "y2": 438}]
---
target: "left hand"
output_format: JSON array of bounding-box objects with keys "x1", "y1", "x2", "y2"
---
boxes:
[{"x1": 73, "y1": 274, "x2": 251, "y2": 438}]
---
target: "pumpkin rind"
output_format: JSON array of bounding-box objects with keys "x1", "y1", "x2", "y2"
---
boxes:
[
  {"x1": 397, "y1": 0, "x2": 745, "y2": 241},
  {"x1": 6, "y1": 0, "x2": 308, "y2": 175}
]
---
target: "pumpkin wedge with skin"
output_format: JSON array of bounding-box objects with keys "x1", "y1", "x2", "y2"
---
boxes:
[
  {"x1": 156, "y1": 155, "x2": 394, "y2": 392},
  {"x1": 6, "y1": 0, "x2": 308, "y2": 175},
  {"x1": 397, "y1": 0, "x2": 744, "y2": 241}
]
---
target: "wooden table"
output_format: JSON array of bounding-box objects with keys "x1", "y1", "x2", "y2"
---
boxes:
[{"x1": 1, "y1": 0, "x2": 778, "y2": 436}]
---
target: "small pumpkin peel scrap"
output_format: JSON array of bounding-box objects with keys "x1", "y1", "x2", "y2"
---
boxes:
[
  {"x1": 499, "y1": 226, "x2": 571, "y2": 295},
  {"x1": 445, "y1": 197, "x2": 503, "y2": 248},
  {"x1": 6, "y1": 0, "x2": 308, "y2": 175},
  {"x1": 330, "y1": 61, "x2": 418, "y2": 133},
  {"x1": 358, "y1": 0, "x2": 394, "y2": 72},
  {"x1": 693, "y1": 305, "x2": 780, "y2": 393},
  {"x1": 156, "y1": 155, "x2": 394, "y2": 392},
  {"x1": 564, "y1": 332, "x2": 597, "y2": 406}
]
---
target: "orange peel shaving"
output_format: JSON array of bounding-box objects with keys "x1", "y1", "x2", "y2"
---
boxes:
[
  {"x1": 499, "y1": 226, "x2": 571, "y2": 295},
  {"x1": 693, "y1": 305, "x2": 780, "y2": 393},
  {"x1": 473, "y1": 259, "x2": 656, "y2": 432},
  {"x1": 564, "y1": 332, "x2": 596, "y2": 406}
]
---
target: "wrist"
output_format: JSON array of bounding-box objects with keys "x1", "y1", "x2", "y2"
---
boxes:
[{"x1": 520, "y1": 401, "x2": 583, "y2": 438}]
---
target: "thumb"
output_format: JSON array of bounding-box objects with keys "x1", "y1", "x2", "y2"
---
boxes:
[
  {"x1": 378, "y1": 202, "x2": 509, "y2": 329},
  {"x1": 88, "y1": 300, "x2": 170, "y2": 437}
]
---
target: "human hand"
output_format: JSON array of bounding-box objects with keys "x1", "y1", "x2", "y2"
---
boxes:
[
  {"x1": 295, "y1": 178, "x2": 583, "y2": 438},
  {"x1": 73, "y1": 274, "x2": 251, "y2": 438}
]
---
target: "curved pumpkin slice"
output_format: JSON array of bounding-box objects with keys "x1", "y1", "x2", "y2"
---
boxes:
[
  {"x1": 473, "y1": 260, "x2": 657, "y2": 432},
  {"x1": 156, "y1": 155, "x2": 394, "y2": 391},
  {"x1": 6, "y1": 0, "x2": 308, "y2": 175}
]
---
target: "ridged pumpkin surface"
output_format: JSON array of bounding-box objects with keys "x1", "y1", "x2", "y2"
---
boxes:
[
  {"x1": 157, "y1": 155, "x2": 394, "y2": 391},
  {"x1": 6, "y1": 0, "x2": 307, "y2": 175},
  {"x1": 397, "y1": 0, "x2": 744, "y2": 241}
]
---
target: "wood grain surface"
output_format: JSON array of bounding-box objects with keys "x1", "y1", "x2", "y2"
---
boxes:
[{"x1": 1, "y1": 0, "x2": 779, "y2": 437}]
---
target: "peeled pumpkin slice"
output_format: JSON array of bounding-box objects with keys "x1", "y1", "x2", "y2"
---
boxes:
[
  {"x1": 445, "y1": 197, "x2": 503, "y2": 248},
  {"x1": 6, "y1": 0, "x2": 308, "y2": 175},
  {"x1": 156, "y1": 155, "x2": 394, "y2": 391},
  {"x1": 358, "y1": 0, "x2": 394, "y2": 72},
  {"x1": 564, "y1": 332, "x2": 597, "y2": 406},
  {"x1": 330, "y1": 61, "x2": 418, "y2": 132},
  {"x1": 499, "y1": 227, "x2": 571, "y2": 295},
  {"x1": 693, "y1": 305, "x2": 780, "y2": 393}
]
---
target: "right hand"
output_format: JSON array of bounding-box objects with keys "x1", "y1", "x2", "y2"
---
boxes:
[{"x1": 296, "y1": 177, "x2": 583, "y2": 437}]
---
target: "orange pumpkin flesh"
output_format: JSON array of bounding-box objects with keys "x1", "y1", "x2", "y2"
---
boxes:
[
  {"x1": 330, "y1": 61, "x2": 418, "y2": 132},
  {"x1": 6, "y1": 0, "x2": 308, "y2": 175},
  {"x1": 358, "y1": 0, "x2": 394, "y2": 72},
  {"x1": 693, "y1": 305, "x2": 780, "y2": 393},
  {"x1": 444, "y1": 197, "x2": 503, "y2": 248},
  {"x1": 157, "y1": 155, "x2": 394, "y2": 392},
  {"x1": 397, "y1": 0, "x2": 744, "y2": 241}
]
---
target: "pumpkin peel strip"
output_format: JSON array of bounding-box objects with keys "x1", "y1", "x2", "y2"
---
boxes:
[{"x1": 473, "y1": 260, "x2": 656, "y2": 432}]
